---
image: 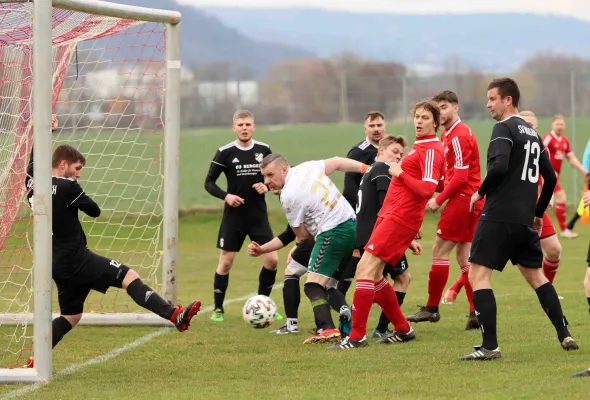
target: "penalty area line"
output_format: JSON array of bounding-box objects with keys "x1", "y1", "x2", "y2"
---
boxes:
[{"x1": 1, "y1": 285, "x2": 284, "y2": 400}]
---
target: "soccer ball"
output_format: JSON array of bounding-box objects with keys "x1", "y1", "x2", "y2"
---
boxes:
[{"x1": 242, "y1": 295, "x2": 277, "y2": 329}]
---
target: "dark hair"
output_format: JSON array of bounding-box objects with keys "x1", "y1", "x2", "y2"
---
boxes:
[
  {"x1": 52, "y1": 145, "x2": 86, "y2": 168},
  {"x1": 364, "y1": 111, "x2": 385, "y2": 122},
  {"x1": 487, "y1": 77, "x2": 520, "y2": 108},
  {"x1": 432, "y1": 90, "x2": 459, "y2": 105},
  {"x1": 411, "y1": 100, "x2": 441, "y2": 132}
]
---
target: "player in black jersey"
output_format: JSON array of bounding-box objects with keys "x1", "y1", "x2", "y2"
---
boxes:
[
  {"x1": 24, "y1": 142, "x2": 199, "y2": 366},
  {"x1": 338, "y1": 111, "x2": 386, "y2": 297},
  {"x1": 459, "y1": 78, "x2": 578, "y2": 361},
  {"x1": 205, "y1": 110, "x2": 280, "y2": 323},
  {"x1": 355, "y1": 135, "x2": 422, "y2": 339}
]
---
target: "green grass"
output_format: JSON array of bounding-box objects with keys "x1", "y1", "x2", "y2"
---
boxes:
[
  {"x1": 2, "y1": 119, "x2": 590, "y2": 398},
  {"x1": 2, "y1": 212, "x2": 590, "y2": 399},
  {"x1": 178, "y1": 117, "x2": 590, "y2": 210}
]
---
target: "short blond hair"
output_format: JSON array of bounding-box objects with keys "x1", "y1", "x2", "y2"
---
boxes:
[
  {"x1": 233, "y1": 109, "x2": 254, "y2": 123},
  {"x1": 379, "y1": 135, "x2": 407, "y2": 149},
  {"x1": 552, "y1": 114, "x2": 565, "y2": 122},
  {"x1": 520, "y1": 110, "x2": 536, "y2": 117}
]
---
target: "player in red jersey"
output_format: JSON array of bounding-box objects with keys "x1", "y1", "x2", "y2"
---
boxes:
[
  {"x1": 328, "y1": 100, "x2": 445, "y2": 349},
  {"x1": 406, "y1": 91, "x2": 480, "y2": 330},
  {"x1": 542, "y1": 115, "x2": 587, "y2": 238},
  {"x1": 522, "y1": 111, "x2": 563, "y2": 288}
]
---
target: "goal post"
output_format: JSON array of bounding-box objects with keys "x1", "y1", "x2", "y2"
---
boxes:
[{"x1": 0, "y1": 0, "x2": 181, "y2": 383}]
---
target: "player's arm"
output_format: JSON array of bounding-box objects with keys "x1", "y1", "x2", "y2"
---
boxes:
[
  {"x1": 537, "y1": 146, "x2": 557, "y2": 217},
  {"x1": 477, "y1": 124, "x2": 512, "y2": 197},
  {"x1": 342, "y1": 147, "x2": 364, "y2": 207},
  {"x1": 67, "y1": 181, "x2": 101, "y2": 218},
  {"x1": 323, "y1": 156, "x2": 369, "y2": 176},
  {"x1": 435, "y1": 136, "x2": 471, "y2": 205},
  {"x1": 566, "y1": 152, "x2": 588, "y2": 176},
  {"x1": 391, "y1": 150, "x2": 443, "y2": 199},
  {"x1": 374, "y1": 171, "x2": 391, "y2": 206},
  {"x1": 204, "y1": 150, "x2": 228, "y2": 201}
]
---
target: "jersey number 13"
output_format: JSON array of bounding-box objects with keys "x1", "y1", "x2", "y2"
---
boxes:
[{"x1": 521, "y1": 141, "x2": 540, "y2": 184}]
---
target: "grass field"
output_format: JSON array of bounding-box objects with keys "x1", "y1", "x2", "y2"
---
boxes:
[{"x1": 2, "y1": 118, "x2": 590, "y2": 399}]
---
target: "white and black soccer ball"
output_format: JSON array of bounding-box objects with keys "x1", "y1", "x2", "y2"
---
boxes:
[{"x1": 242, "y1": 295, "x2": 277, "y2": 329}]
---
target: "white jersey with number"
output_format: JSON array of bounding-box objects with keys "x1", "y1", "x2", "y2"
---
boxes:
[{"x1": 280, "y1": 160, "x2": 355, "y2": 238}]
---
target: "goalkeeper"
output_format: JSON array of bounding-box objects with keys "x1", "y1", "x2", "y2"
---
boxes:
[{"x1": 24, "y1": 117, "x2": 200, "y2": 366}]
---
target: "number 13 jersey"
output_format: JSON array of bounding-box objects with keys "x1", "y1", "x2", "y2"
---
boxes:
[
  {"x1": 280, "y1": 161, "x2": 355, "y2": 239},
  {"x1": 480, "y1": 115, "x2": 548, "y2": 227}
]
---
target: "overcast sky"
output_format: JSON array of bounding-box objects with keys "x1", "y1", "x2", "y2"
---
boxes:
[{"x1": 178, "y1": 0, "x2": 590, "y2": 21}]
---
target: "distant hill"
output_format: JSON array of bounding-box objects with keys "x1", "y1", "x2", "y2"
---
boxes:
[
  {"x1": 199, "y1": 7, "x2": 590, "y2": 72},
  {"x1": 110, "y1": 0, "x2": 315, "y2": 74}
]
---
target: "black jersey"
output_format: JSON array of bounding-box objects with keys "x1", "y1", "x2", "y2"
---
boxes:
[
  {"x1": 355, "y1": 161, "x2": 391, "y2": 247},
  {"x1": 205, "y1": 140, "x2": 271, "y2": 215},
  {"x1": 25, "y1": 154, "x2": 101, "y2": 275},
  {"x1": 479, "y1": 115, "x2": 552, "y2": 227},
  {"x1": 343, "y1": 139, "x2": 378, "y2": 208}
]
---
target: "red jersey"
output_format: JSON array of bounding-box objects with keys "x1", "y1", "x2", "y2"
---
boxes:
[
  {"x1": 441, "y1": 119, "x2": 481, "y2": 197},
  {"x1": 379, "y1": 134, "x2": 444, "y2": 231},
  {"x1": 542, "y1": 131, "x2": 572, "y2": 175}
]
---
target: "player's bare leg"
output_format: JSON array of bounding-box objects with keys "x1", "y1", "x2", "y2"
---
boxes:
[
  {"x1": 541, "y1": 234, "x2": 562, "y2": 297},
  {"x1": 407, "y1": 237, "x2": 456, "y2": 323},
  {"x1": 212, "y1": 250, "x2": 236, "y2": 322},
  {"x1": 555, "y1": 189, "x2": 577, "y2": 238},
  {"x1": 518, "y1": 266, "x2": 578, "y2": 350},
  {"x1": 458, "y1": 263, "x2": 502, "y2": 361},
  {"x1": 302, "y1": 272, "x2": 341, "y2": 344},
  {"x1": 585, "y1": 265, "x2": 590, "y2": 315}
]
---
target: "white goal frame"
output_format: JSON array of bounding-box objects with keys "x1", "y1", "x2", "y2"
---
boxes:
[{"x1": 0, "y1": 0, "x2": 181, "y2": 383}]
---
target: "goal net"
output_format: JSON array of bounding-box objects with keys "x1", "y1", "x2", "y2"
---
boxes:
[{"x1": 0, "y1": 1, "x2": 180, "y2": 379}]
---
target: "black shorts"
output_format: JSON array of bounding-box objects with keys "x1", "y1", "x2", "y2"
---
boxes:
[
  {"x1": 359, "y1": 248, "x2": 409, "y2": 279},
  {"x1": 217, "y1": 213, "x2": 274, "y2": 252},
  {"x1": 469, "y1": 220, "x2": 542, "y2": 272},
  {"x1": 586, "y1": 243, "x2": 590, "y2": 266},
  {"x1": 292, "y1": 240, "x2": 314, "y2": 266},
  {"x1": 54, "y1": 250, "x2": 130, "y2": 316}
]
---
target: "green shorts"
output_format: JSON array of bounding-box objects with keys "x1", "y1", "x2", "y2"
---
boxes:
[{"x1": 308, "y1": 219, "x2": 356, "y2": 278}]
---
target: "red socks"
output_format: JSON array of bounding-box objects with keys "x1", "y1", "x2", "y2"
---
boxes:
[
  {"x1": 450, "y1": 273, "x2": 464, "y2": 294},
  {"x1": 374, "y1": 278, "x2": 410, "y2": 334},
  {"x1": 426, "y1": 259, "x2": 450, "y2": 308},
  {"x1": 461, "y1": 264, "x2": 475, "y2": 313},
  {"x1": 543, "y1": 258, "x2": 560, "y2": 284},
  {"x1": 555, "y1": 203, "x2": 567, "y2": 232},
  {"x1": 349, "y1": 279, "x2": 375, "y2": 341}
]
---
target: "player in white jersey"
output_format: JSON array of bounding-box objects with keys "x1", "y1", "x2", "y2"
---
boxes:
[{"x1": 255, "y1": 154, "x2": 368, "y2": 344}]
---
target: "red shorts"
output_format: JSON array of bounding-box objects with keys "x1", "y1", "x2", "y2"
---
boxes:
[
  {"x1": 540, "y1": 212, "x2": 556, "y2": 239},
  {"x1": 554, "y1": 180, "x2": 562, "y2": 193},
  {"x1": 437, "y1": 194, "x2": 482, "y2": 243},
  {"x1": 364, "y1": 217, "x2": 417, "y2": 265}
]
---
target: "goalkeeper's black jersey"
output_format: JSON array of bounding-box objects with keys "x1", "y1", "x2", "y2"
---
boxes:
[{"x1": 25, "y1": 150, "x2": 101, "y2": 272}]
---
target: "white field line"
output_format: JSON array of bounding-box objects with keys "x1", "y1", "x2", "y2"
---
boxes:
[{"x1": 1, "y1": 285, "x2": 284, "y2": 399}]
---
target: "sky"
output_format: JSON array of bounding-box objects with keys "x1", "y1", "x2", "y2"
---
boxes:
[{"x1": 177, "y1": 0, "x2": 590, "y2": 21}]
